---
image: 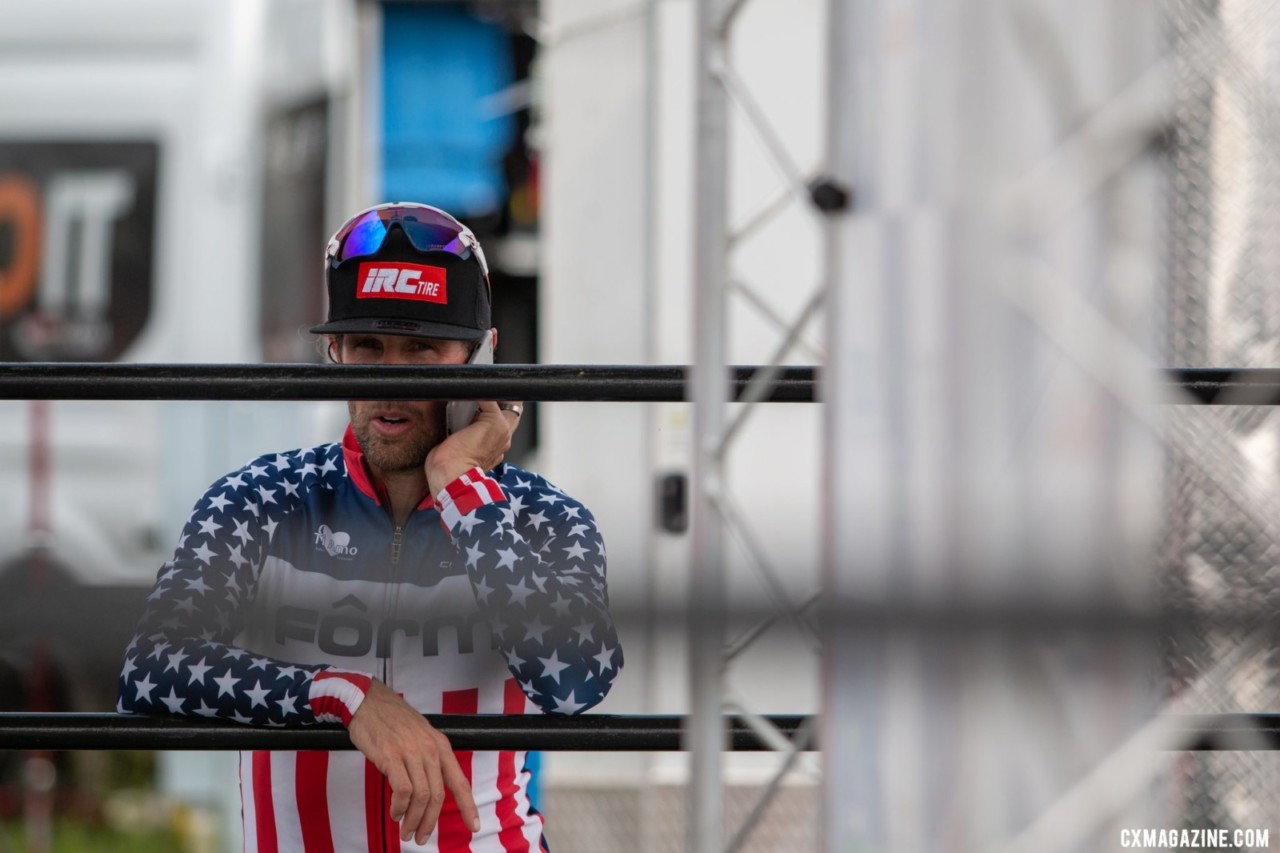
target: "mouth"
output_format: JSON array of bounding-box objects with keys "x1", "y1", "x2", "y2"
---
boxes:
[{"x1": 367, "y1": 408, "x2": 417, "y2": 436}]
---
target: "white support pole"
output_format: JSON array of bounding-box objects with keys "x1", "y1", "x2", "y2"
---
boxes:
[
  {"x1": 821, "y1": 0, "x2": 894, "y2": 846},
  {"x1": 822, "y1": 0, "x2": 1162, "y2": 849},
  {"x1": 689, "y1": 0, "x2": 730, "y2": 850}
]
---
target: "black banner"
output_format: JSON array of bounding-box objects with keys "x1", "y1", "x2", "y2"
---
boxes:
[{"x1": 0, "y1": 141, "x2": 159, "y2": 361}]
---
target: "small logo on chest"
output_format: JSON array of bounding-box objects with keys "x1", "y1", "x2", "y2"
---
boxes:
[{"x1": 314, "y1": 524, "x2": 359, "y2": 558}]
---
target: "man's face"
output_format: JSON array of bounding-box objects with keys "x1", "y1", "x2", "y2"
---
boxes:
[{"x1": 338, "y1": 334, "x2": 473, "y2": 476}]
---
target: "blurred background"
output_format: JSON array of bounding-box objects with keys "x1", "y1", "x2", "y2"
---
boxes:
[
  {"x1": 0, "y1": 1, "x2": 822, "y2": 849},
  {"x1": 0, "y1": 0, "x2": 1278, "y2": 850}
]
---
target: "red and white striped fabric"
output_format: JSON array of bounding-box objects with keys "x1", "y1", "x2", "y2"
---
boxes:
[
  {"x1": 310, "y1": 670, "x2": 372, "y2": 725},
  {"x1": 241, "y1": 678, "x2": 543, "y2": 853},
  {"x1": 435, "y1": 468, "x2": 505, "y2": 531}
]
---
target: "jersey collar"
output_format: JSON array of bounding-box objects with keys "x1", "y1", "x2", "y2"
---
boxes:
[{"x1": 340, "y1": 425, "x2": 437, "y2": 511}]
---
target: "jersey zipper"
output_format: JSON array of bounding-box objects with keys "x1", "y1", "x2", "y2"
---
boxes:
[
  {"x1": 377, "y1": 522, "x2": 404, "y2": 853},
  {"x1": 384, "y1": 524, "x2": 404, "y2": 686}
]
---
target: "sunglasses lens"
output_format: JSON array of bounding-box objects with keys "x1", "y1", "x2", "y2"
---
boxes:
[
  {"x1": 329, "y1": 203, "x2": 486, "y2": 275},
  {"x1": 338, "y1": 211, "x2": 390, "y2": 260},
  {"x1": 398, "y1": 217, "x2": 473, "y2": 256}
]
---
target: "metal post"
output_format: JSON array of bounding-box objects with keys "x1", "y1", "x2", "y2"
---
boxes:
[
  {"x1": 23, "y1": 399, "x2": 54, "y2": 853},
  {"x1": 689, "y1": 0, "x2": 730, "y2": 849},
  {"x1": 639, "y1": 3, "x2": 662, "y2": 850},
  {"x1": 821, "y1": 0, "x2": 893, "y2": 846},
  {"x1": 823, "y1": 0, "x2": 1163, "y2": 848}
]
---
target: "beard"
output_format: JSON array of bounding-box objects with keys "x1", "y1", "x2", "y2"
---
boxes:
[{"x1": 348, "y1": 402, "x2": 446, "y2": 474}]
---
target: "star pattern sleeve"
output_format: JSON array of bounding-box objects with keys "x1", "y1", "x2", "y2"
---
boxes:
[
  {"x1": 117, "y1": 445, "x2": 369, "y2": 726},
  {"x1": 436, "y1": 465, "x2": 623, "y2": 715}
]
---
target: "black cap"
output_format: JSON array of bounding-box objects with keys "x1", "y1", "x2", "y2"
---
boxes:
[{"x1": 311, "y1": 211, "x2": 491, "y2": 340}]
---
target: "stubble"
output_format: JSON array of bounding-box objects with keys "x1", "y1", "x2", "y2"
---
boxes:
[{"x1": 348, "y1": 402, "x2": 447, "y2": 474}]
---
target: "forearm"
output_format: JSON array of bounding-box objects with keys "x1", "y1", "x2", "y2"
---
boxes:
[
  {"x1": 119, "y1": 631, "x2": 370, "y2": 726},
  {"x1": 437, "y1": 467, "x2": 624, "y2": 713}
]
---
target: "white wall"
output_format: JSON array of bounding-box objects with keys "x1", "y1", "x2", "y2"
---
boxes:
[
  {"x1": 540, "y1": 0, "x2": 827, "y2": 786},
  {"x1": 538, "y1": 0, "x2": 657, "y2": 785}
]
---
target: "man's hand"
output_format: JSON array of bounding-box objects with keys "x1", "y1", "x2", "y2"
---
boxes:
[
  {"x1": 425, "y1": 400, "x2": 522, "y2": 495},
  {"x1": 347, "y1": 679, "x2": 480, "y2": 843}
]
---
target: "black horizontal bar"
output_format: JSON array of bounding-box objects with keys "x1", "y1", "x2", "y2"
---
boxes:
[
  {"x1": 1, "y1": 364, "x2": 1275, "y2": 405},
  {"x1": 0, "y1": 713, "x2": 813, "y2": 752},
  {"x1": 3, "y1": 712, "x2": 1278, "y2": 751},
  {"x1": 1164, "y1": 368, "x2": 1280, "y2": 405},
  {"x1": 1174, "y1": 715, "x2": 1280, "y2": 751},
  {"x1": 0, "y1": 364, "x2": 817, "y2": 402}
]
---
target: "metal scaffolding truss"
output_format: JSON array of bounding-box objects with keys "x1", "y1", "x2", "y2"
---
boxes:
[
  {"x1": 689, "y1": 0, "x2": 835, "y2": 850},
  {"x1": 687, "y1": 0, "x2": 1280, "y2": 850}
]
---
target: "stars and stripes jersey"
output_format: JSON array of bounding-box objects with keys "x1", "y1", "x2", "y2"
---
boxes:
[{"x1": 118, "y1": 426, "x2": 622, "y2": 852}]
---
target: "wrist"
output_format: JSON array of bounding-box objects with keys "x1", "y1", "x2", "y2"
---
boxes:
[
  {"x1": 435, "y1": 468, "x2": 505, "y2": 531},
  {"x1": 311, "y1": 669, "x2": 372, "y2": 726},
  {"x1": 426, "y1": 459, "x2": 481, "y2": 497}
]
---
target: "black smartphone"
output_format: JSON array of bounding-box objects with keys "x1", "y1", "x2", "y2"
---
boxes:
[{"x1": 445, "y1": 331, "x2": 494, "y2": 435}]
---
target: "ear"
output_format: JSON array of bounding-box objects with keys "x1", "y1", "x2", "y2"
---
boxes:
[{"x1": 490, "y1": 328, "x2": 498, "y2": 352}]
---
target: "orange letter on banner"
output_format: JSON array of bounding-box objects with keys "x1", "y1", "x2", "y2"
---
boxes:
[{"x1": 0, "y1": 174, "x2": 41, "y2": 321}]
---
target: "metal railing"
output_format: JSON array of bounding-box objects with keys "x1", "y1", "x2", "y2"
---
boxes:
[
  {"x1": 0, "y1": 363, "x2": 1274, "y2": 403},
  {"x1": 0, "y1": 363, "x2": 816, "y2": 401},
  {"x1": 3, "y1": 712, "x2": 1279, "y2": 751},
  {"x1": 0, "y1": 713, "x2": 812, "y2": 752},
  {"x1": 1, "y1": 712, "x2": 1278, "y2": 751}
]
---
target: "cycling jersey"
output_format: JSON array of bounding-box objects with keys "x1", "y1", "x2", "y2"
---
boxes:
[{"x1": 118, "y1": 426, "x2": 622, "y2": 852}]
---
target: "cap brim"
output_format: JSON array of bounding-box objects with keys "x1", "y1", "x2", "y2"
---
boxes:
[{"x1": 309, "y1": 318, "x2": 488, "y2": 340}]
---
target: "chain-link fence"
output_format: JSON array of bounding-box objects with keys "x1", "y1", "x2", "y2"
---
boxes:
[
  {"x1": 541, "y1": 783, "x2": 817, "y2": 853},
  {"x1": 1163, "y1": 0, "x2": 1280, "y2": 837}
]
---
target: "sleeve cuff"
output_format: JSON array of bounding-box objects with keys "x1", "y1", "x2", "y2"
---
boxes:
[
  {"x1": 436, "y1": 467, "x2": 506, "y2": 531},
  {"x1": 310, "y1": 668, "x2": 372, "y2": 726}
]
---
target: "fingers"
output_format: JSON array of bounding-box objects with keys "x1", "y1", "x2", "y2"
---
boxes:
[
  {"x1": 425, "y1": 400, "x2": 518, "y2": 493},
  {"x1": 350, "y1": 684, "x2": 471, "y2": 843},
  {"x1": 403, "y1": 734, "x2": 470, "y2": 843},
  {"x1": 399, "y1": 756, "x2": 432, "y2": 843},
  {"x1": 385, "y1": 743, "x2": 457, "y2": 845},
  {"x1": 417, "y1": 753, "x2": 447, "y2": 843},
  {"x1": 479, "y1": 399, "x2": 523, "y2": 423},
  {"x1": 478, "y1": 399, "x2": 517, "y2": 420},
  {"x1": 469, "y1": 401, "x2": 516, "y2": 461},
  {"x1": 441, "y1": 746, "x2": 481, "y2": 833},
  {"x1": 385, "y1": 760, "x2": 413, "y2": 829},
  {"x1": 384, "y1": 736, "x2": 472, "y2": 844}
]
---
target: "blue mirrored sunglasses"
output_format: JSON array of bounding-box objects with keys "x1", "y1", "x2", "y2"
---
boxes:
[{"x1": 326, "y1": 202, "x2": 489, "y2": 275}]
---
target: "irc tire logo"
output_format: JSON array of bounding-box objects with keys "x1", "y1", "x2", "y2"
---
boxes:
[
  {"x1": 0, "y1": 141, "x2": 158, "y2": 361},
  {"x1": 356, "y1": 261, "x2": 448, "y2": 304}
]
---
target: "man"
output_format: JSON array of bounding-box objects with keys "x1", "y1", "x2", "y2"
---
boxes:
[{"x1": 118, "y1": 202, "x2": 622, "y2": 852}]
